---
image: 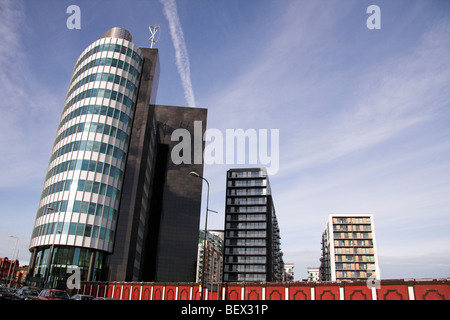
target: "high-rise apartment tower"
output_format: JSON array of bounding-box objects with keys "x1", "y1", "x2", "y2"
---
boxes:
[
  {"x1": 196, "y1": 230, "x2": 224, "y2": 284},
  {"x1": 319, "y1": 214, "x2": 380, "y2": 282},
  {"x1": 223, "y1": 168, "x2": 284, "y2": 282}
]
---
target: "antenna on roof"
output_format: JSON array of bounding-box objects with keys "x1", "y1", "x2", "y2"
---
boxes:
[{"x1": 148, "y1": 25, "x2": 160, "y2": 48}]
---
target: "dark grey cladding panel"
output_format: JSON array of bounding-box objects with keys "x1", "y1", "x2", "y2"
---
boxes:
[{"x1": 152, "y1": 105, "x2": 208, "y2": 282}]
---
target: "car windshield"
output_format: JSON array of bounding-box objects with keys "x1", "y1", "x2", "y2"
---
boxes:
[
  {"x1": 24, "y1": 290, "x2": 39, "y2": 296},
  {"x1": 50, "y1": 291, "x2": 69, "y2": 299}
]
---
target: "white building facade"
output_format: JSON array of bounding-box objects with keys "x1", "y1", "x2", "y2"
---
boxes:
[{"x1": 320, "y1": 214, "x2": 380, "y2": 282}]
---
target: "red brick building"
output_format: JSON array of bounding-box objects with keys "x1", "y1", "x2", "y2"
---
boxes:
[{"x1": 0, "y1": 257, "x2": 19, "y2": 287}]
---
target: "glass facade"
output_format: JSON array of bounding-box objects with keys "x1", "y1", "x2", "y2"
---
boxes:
[
  {"x1": 28, "y1": 28, "x2": 144, "y2": 287},
  {"x1": 31, "y1": 246, "x2": 103, "y2": 288}
]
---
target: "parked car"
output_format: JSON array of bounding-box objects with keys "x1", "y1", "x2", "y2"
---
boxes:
[
  {"x1": 15, "y1": 288, "x2": 40, "y2": 300},
  {"x1": 37, "y1": 289, "x2": 70, "y2": 300},
  {"x1": 19, "y1": 286, "x2": 40, "y2": 291},
  {"x1": 70, "y1": 294, "x2": 94, "y2": 300},
  {"x1": 0, "y1": 287, "x2": 20, "y2": 300}
]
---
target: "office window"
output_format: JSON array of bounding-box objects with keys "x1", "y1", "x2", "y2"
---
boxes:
[
  {"x1": 68, "y1": 223, "x2": 77, "y2": 235},
  {"x1": 76, "y1": 224, "x2": 85, "y2": 236},
  {"x1": 84, "y1": 225, "x2": 92, "y2": 237}
]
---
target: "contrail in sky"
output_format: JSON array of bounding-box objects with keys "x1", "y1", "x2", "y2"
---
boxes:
[{"x1": 160, "y1": 0, "x2": 196, "y2": 107}]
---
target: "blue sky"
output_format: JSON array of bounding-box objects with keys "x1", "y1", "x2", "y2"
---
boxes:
[{"x1": 0, "y1": 0, "x2": 449, "y2": 281}]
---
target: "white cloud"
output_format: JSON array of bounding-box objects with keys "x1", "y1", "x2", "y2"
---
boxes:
[
  {"x1": 0, "y1": 0, "x2": 61, "y2": 188},
  {"x1": 0, "y1": 0, "x2": 27, "y2": 105},
  {"x1": 160, "y1": 0, "x2": 196, "y2": 107}
]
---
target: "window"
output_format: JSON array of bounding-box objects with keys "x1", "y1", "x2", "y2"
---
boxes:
[
  {"x1": 68, "y1": 223, "x2": 77, "y2": 235},
  {"x1": 84, "y1": 225, "x2": 92, "y2": 237},
  {"x1": 56, "y1": 222, "x2": 63, "y2": 234},
  {"x1": 77, "y1": 180, "x2": 85, "y2": 192},
  {"x1": 76, "y1": 223, "x2": 85, "y2": 236},
  {"x1": 72, "y1": 201, "x2": 81, "y2": 213},
  {"x1": 62, "y1": 222, "x2": 70, "y2": 235},
  {"x1": 95, "y1": 204, "x2": 103, "y2": 216},
  {"x1": 99, "y1": 183, "x2": 106, "y2": 195},
  {"x1": 89, "y1": 182, "x2": 100, "y2": 194},
  {"x1": 92, "y1": 226, "x2": 99, "y2": 238},
  {"x1": 88, "y1": 202, "x2": 96, "y2": 215},
  {"x1": 84, "y1": 181, "x2": 93, "y2": 193},
  {"x1": 80, "y1": 201, "x2": 88, "y2": 213},
  {"x1": 99, "y1": 227, "x2": 106, "y2": 240}
]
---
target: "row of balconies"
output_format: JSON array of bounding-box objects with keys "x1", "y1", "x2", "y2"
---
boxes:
[
  {"x1": 225, "y1": 231, "x2": 267, "y2": 238},
  {"x1": 333, "y1": 217, "x2": 371, "y2": 224},
  {"x1": 227, "y1": 197, "x2": 267, "y2": 205},
  {"x1": 228, "y1": 170, "x2": 267, "y2": 179},
  {"x1": 225, "y1": 239, "x2": 266, "y2": 246},
  {"x1": 334, "y1": 240, "x2": 374, "y2": 247},
  {"x1": 228, "y1": 180, "x2": 266, "y2": 187},
  {"x1": 333, "y1": 232, "x2": 373, "y2": 240},
  {"x1": 335, "y1": 262, "x2": 376, "y2": 270},
  {"x1": 225, "y1": 222, "x2": 267, "y2": 230},
  {"x1": 333, "y1": 225, "x2": 372, "y2": 232}
]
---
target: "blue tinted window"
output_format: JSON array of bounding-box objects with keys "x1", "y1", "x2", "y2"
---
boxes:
[
  {"x1": 68, "y1": 223, "x2": 77, "y2": 235},
  {"x1": 88, "y1": 161, "x2": 96, "y2": 172},
  {"x1": 81, "y1": 160, "x2": 89, "y2": 171},
  {"x1": 80, "y1": 201, "x2": 88, "y2": 214},
  {"x1": 73, "y1": 200, "x2": 81, "y2": 213},
  {"x1": 84, "y1": 181, "x2": 92, "y2": 193},
  {"x1": 77, "y1": 180, "x2": 85, "y2": 192},
  {"x1": 95, "y1": 204, "x2": 103, "y2": 216},
  {"x1": 76, "y1": 224, "x2": 85, "y2": 236},
  {"x1": 62, "y1": 222, "x2": 69, "y2": 234},
  {"x1": 92, "y1": 182, "x2": 100, "y2": 194},
  {"x1": 99, "y1": 227, "x2": 106, "y2": 240}
]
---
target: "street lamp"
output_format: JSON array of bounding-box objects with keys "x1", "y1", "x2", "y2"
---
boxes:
[
  {"x1": 189, "y1": 171, "x2": 217, "y2": 300},
  {"x1": 43, "y1": 207, "x2": 55, "y2": 288}
]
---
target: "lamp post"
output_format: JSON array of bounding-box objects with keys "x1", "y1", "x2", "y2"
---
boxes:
[
  {"x1": 189, "y1": 171, "x2": 217, "y2": 300},
  {"x1": 43, "y1": 207, "x2": 55, "y2": 288}
]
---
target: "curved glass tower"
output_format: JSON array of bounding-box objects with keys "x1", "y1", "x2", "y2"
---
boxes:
[
  {"x1": 27, "y1": 27, "x2": 208, "y2": 288},
  {"x1": 28, "y1": 28, "x2": 144, "y2": 287}
]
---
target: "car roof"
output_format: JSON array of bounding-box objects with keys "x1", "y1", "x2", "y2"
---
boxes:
[{"x1": 49, "y1": 289, "x2": 67, "y2": 292}]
